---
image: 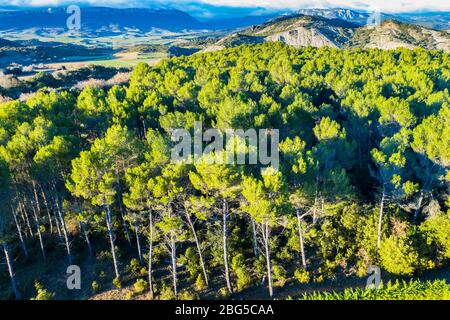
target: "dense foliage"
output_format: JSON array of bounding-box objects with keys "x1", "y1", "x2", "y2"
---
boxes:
[
  {"x1": 301, "y1": 279, "x2": 450, "y2": 300},
  {"x1": 0, "y1": 42, "x2": 449, "y2": 299}
]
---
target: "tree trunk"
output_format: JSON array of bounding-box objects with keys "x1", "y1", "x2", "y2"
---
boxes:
[
  {"x1": 39, "y1": 187, "x2": 53, "y2": 234},
  {"x1": 32, "y1": 181, "x2": 41, "y2": 215},
  {"x1": 142, "y1": 118, "x2": 147, "y2": 140},
  {"x1": 170, "y1": 231, "x2": 178, "y2": 298},
  {"x1": 313, "y1": 194, "x2": 318, "y2": 224},
  {"x1": 47, "y1": 191, "x2": 63, "y2": 241},
  {"x1": 54, "y1": 191, "x2": 72, "y2": 265},
  {"x1": 377, "y1": 188, "x2": 386, "y2": 250},
  {"x1": 119, "y1": 201, "x2": 132, "y2": 246},
  {"x1": 12, "y1": 205, "x2": 28, "y2": 257},
  {"x1": 185, "y1": 209, "x2": 208, "y2": 286},
  {"x1": 134, "y1": 219, "x2": 143, "y2": 264},
  {"x1": 167, "y1": 203, "x2": 178, "y2": 298},
  {"x1": 79, "y1": 221, "x2": 93, "y2": 256},
  {"x1": 105, "y1": 202, "x2": 120, "y2": 279},
  {"x1": 116, "y1": 178, "x2": 132, "y2": 246},
  {"x1": 313, "y1": 169, "x2": 320, "y2": 224},
  {"x1": 296, "y1": 210, "x2": 306, "y2": 269},
  {"x1": 53, "y1": 205, "x2": 63, "y2": 240},
  {"x1": 263, "y1": 223, "x2": 273, "y2": 298},
  {"x1": 31, "y1": 198, "x2": 45, "y2": 261},
  {"x1": 414, "y1": 190, "x2": 424, "y2": 222},
  {"x1": 222, "y1": 199, "x2": 233, "y2": 294},
  {"x1": 251, "y1": 217, "x2": 259, "y2": 259},
  {"x1": 19, "y1": 200, "x2": 33, "y2": 238},
  {"x1": 2, "y1": 242, "x2": 21, "y2": 300},
  {"x1": 148, "y1": 212, "x2": 154, "y2": 299}
]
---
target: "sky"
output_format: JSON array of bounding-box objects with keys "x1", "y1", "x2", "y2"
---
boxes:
[{"x1": 1, "y1": 0, "x2": 449, "y2": 18}]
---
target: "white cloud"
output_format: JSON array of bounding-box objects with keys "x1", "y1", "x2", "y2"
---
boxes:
[
  {"x1": 201, "y1": 0, "x2": 450, "y2": 12},
  {"x1": 1, "y1": 0, "x2": 449, "y2": 13}
]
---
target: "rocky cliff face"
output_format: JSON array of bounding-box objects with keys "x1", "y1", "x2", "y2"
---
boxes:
[
  {"x1": 207, "y1": 14, "x2": 450, "y2": 52},
  {"x1": 298, "y1": 8, "x2": 371, "y2": 25},
  {"x1": 348, "y1": 20, "x2": 450, "y2": 51},
  {"x1": 265, "y1": 27, "x2": 340, "y2": 48},
  {"x1": 208, "y1": 14, "x2": 356, "y2": 50}
]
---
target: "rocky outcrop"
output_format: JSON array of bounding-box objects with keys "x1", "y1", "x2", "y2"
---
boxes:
[{"x1": 206, "y1": 14, "x2": 450, "y2": 53}]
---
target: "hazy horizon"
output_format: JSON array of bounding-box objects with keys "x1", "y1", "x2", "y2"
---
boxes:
[{"x1": 0, "y1": 1, "x2": 449, "y2": 19}]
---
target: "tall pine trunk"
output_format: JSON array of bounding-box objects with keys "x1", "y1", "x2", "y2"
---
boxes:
[
  {"x1": 168, "y1": 203, "x2": 178, "y2": 297},
  {"x1": 52, "y1": 200, "x2": 63, "y2": 240},
  {"x1": 12, "y1": 206, "x2": 28, "y2": 257},
  {"x1": 377, "y1": 188, "x2": 386, "y2": 250},
  {"x1": 134, "y1": 219, "x2": 143, "y2": 264},
  {"x1": 31, "y1": 198, "x2": 45, "y2": 261},
  {"x1": 414, "y1": 190, "x2": 424, "y2": 222},
  {"x1": 251, "y1": 217, "x2": 259, "y2": 259},
  {"x1": 79, "y1": 221, "x2": 93, "y2": 256},
  {"x1": 148, "y1": 212, "x2": 154, "y2": 299},
  {"x1": 19, "y1": 200, "x2": 33, "y2": 238},
  {"x1": 263, "y1": 223, "x2": 273, "y2": 298},
  {"x1": 39, "y1": 186, "x2": 53, "y2": 234},
  {"x1": 54, "y1": 190, "x2": 72, "y2": 265},
  {"x1": 170, "y1": 231, "x2": 178, "y2": 298},
  {"x1": 116, "y1": 177, "x2": 132, "y2": 246},
  {"x1": 2, "y1": 242, "x2": 21, "y2": 300},
  {"x1": 105, "y1": 202, "x2": 120, "y2": 279},
  {"x1": 313, "y1": 168, "x2": 320, "y2": 224},
  {"x1": 222, "y1": 199, "x2": 233, "y2": 294},
  {"x1": 185, "y1": 209, "x2": 208, "y2": 286},
  {"x1": 296, "y1": 210, "x2": 306, "y2": 269}
]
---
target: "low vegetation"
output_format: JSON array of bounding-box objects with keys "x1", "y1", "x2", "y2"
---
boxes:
[{"x1": 302, "y1": 279, "x2": 450, "y2": 300}]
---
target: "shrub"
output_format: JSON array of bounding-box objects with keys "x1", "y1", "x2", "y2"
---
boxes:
[
  {"x1": 140, "y1": 267, "x2": 148, "y2": 277},
  {"x1": 380, "y1": 236, "x2": 419, "y2": 276},
  {"x1": 420, "y1": 213, "x2": 450, "y2": 261},
  {"x1": 272, "y1": 263, "x2": 287, "y2": 287},
  {"x1": 113, "y1": 277, "x2": 122, "y2": 289},
  {"x1": 231, "y1": 254, "x2": 252, "y2": 291},
  {"x1": 124, "y1": 290, "x2": 134, "y2": 300},
  {"x1": 195, "y1": 274, "x2": 207, "y2": 292},
  {"x1": 179, "y1": 247, "x2": 202, "y2": 281},
  {"x1": 218, "y1": 287, "x2": 229, "y2": 298},
  {"x1": 96, "y1": 250, "x2": 112, "y2": 262},
  {"x1": 253, "y1": 256, "x2": 266, "y2": 280},
  {"x1": 314, "y1": 275, "x2": 325, "y2": 283},
  {"x1": 32, "y1": 282, "x2": 55, "y2": 300},
  {"x1": 178, "y1": 290, "x2": 198, "y2": 300},
  {"x1": 92, "y1": 281, "x2": 100, "y2": 293},
  {"x1": 133, "y1": 279, "x2": 149, "y2": 294},
  {"x1": 127, "y1": 258, "x2": 142, "y2": 277},
  {"x1": 159, "y1": 282, "x2": 175, "y2": 300},
  {"x1": 302, "y1": 279, "x2": 450, "y2": 300},
  {"x1": 294, "y1": 269, "x2": 310, "y2": 284}
]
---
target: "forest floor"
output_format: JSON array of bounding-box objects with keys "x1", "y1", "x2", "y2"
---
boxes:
[{"x1": 1, "y1": 235, "x2": 449, "y2": 300}]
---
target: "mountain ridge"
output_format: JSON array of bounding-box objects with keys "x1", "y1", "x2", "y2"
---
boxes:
[{"x1": 206, "y1": 14, "x2": 450, "y2": 52}]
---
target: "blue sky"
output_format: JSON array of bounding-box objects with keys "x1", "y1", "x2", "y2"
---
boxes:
[{"x1": 1, "y1": 1, "x2": 449, "y2": 18}]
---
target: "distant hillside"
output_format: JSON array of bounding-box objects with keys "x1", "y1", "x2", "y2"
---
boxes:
[
  {"x1": 206, "y1": 14, "x2": 450, "y2": 52},
  {"x1": 0, "y1": 7, "x2": 288, "y2": 35},
  {"x1": 396, "y1": 12, "x2": 450, "y2": 31},
  {"x1": 348, "y1": 19, "x2": 450, "y2": 51},
  {"x1": 0, "y1": 38, "x2": 111, "y2": 68},
  {"x1": 0, "y1": 7, "x2": 203, "y2": 34},
  {"x1": 209, "y1": 14, "x2": 358, "y2": 50},
  {"x1": 298, "y1": 8, "x2": 374, "y2": 25},
  {"x1": 297, "y1": 8, "x2": 450, "y2": 30}
]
